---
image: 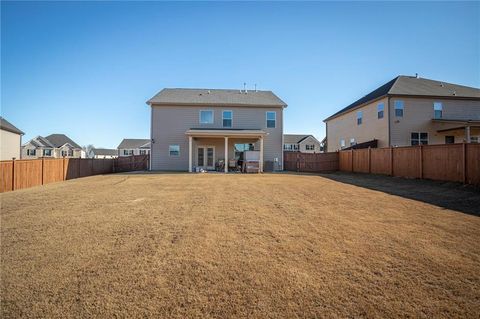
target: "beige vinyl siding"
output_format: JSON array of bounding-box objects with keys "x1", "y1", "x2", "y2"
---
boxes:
[
  {"x1": 298, "y1": 136, "x2": 321, "y2": 153},
  {"x1": 326, "y1": 97, "x2": 389, "y2": 152},
  {"x1": 1, "y1": 129, "x2": 21, "y2": 160},
  {"x1": 151, "y1": 105, "x2": 283, "y2": 171},
  {"x1": 389, "y1": 97, "x2": 480, "y2": 146}
]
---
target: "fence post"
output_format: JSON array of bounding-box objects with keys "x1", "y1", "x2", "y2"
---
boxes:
[
  {"x1": 390, "y1": 147, "x2": 394, "y2": 176},
  {"x1": 12, "y1": 158, "x2": 15, "y2": 191},
  {"x1": 131, "y1": 155, "x2": 135, "y2": 171},
  {"x1": 419, "y1": 145, "x2": 423, "y2": 179},
  {"x1": 41, "y1": 157, "x2": 45, "y2": 185},
  {"x1": 350, "y1": 149, "x2": 354, "y2": 172},
  {"x1": 63, "y1": 156, "x2": 66, "y2": 181},
  {"x1": 462, "y1": 143, "x2": 466, "y2": 184},
  {"x1": 368, "y1": 147, "x2": 371, "y2": 173}
]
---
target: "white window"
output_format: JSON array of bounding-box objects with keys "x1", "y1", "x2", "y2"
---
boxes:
[
  {"x1": 199, "y1": 110, "x2": 214, "y2": 124},
  {"x1": 350, "y1": 138, "x2": 356, "y2": 146},
  {"x1": 434, "y1": 102, "x2": 443, "y2": 119},
  {"x1": 139, "y1": 149, "x2": 147, "y2": 155},
  {"x1": 169, "y1": 145, "x2": 180, "y2": 156},
  {"x1": 27, "y1": 149, "x2": 36, "y2": 156},
  {"x1": 357, "y1": 111, "x2": 363, "y2": 125},
  {"x1": 377, "y1": 103, "x2": 384, "y2": 119},
  {"x1": 284, "y1": 144, "x2": 293, "y2": 151},
  {"x1": 222, "y1": 110, "x2": 232, "y2": 128},
  {"x1": 266, "y1": 111, "x2": 276, "y2": 128},
  {"x1": 471, "y1": 136, "x2": 479, "y2": 143},
  {"x1": 68, "y1": 150, "x2": 73, "y2": 157},
  {"x1": 305, "y1": 144, "x2": 315, "y2": 151},
  {"x1": 123, "y1": 149, "x2": 133, "y2": 156},
  {"x1": 340, "y1": 139, "x2": 346, "y2": 149},
  {"x1": 61, "y1": 150, "x2": 67, "y2": 157},
  {"x1": 43, "y1": 149, "x2": 52, "y2": 156},
  {"x1": 411, "y1": 132, "x2": 428, "y2": 145},
  {"x1": 394, "y1": 100, "x2": 404, "y2": 117}
]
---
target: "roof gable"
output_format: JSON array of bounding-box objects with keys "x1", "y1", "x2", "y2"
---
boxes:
[{"x1": 147, "y1": 88, "x2": 287, "y2": 107}]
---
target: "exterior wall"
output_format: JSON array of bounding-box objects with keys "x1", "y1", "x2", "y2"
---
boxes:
[
  {"x1": 118, "y1": 148, "x2": 150, "y2": 156},
  {"x1": 326, "y1": 97, "x2": 389, "y2": 152},
  {"x1": 0, "y1": 129, "x2": 21, "y2": 160},
  {"x1": 298, "y1": 136, "x2": 321, "y2": 153},
  {"x1": 21, "y1": 143, "x2": 42, "y2": 159},
  {"x1": 150, "y1": 105, "x2": 284, "y2": 171},
  {"x1": 389, "y1": 97, "x2": 480, "y2": 146}
]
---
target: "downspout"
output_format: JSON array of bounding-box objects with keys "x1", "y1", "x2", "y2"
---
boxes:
[
  {"x1": 281, "y1": 106, "x2": 285, "y2": 171},
  {"x1": 387, "y1": 96, "x2": 391, "y2": 147},
  {"x1": 149, "y1": 105, "x2": 153, "y2": 171}
]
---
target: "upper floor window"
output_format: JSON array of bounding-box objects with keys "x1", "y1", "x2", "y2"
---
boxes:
[
  {"x1": 266, "y1": 111, "x2": 276, "y2": 128},
  {"x1": 27, "y1": 149, "x2": 36, "y2": 156},
  {"x1": 222, "y1": 110, "x2": 232, "y2": 128},
  {"x1": 357, "y1": 111, "x2": 363, "y2": 125},
  {"x1": 169, "y1": 145, "x2": 180, "y2": 157},
  {"x1": 123, "y1": 149, "x2": 133, "y2": 156},
  {"x1": 394, "y1": 100, "x2": 404, "y2": 117},
  {"x1": 434, "y1": 102, "x2": 443, "y2": 119},
  {"x1": 305, "y1": 144, "x2": 315, "y2": 151},
  {"x1": 377, "y1": 103, "x2": 384, "y2": 119},
  {"x1": 411, "y1": 132, "x2": 428, "y2": 145},
  {"x1": 199, "y1": 110, "x2": 214, "y2": 124},
  {"x1": 43, "y1": 149, "x2": 52, "y2": 156}
]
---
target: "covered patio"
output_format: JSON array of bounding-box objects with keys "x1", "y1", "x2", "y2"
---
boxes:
[
  {"x1": 432, "y1": 119, "x2": 480, "y2": 143},
  {"x1": 185, "y1": 129, "x2": 268, "y2": 173}
]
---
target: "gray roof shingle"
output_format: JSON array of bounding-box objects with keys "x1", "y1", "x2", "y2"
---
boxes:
[
  {"x1": 117, "y1": 139, "x2": 151, "y2": 149},
  {"x1": 0, "y1": 117, "x2": 24, "y2": 135},
  {"x1": 91, "y1": 148, "x2": 118, "y2": 156},
  {"x1": 147, "y1": 88, "x2": 287, "y2": 107},
  {"x1": 44, "y1": 134, "x2": 82, "y2": 149},
  {"x1": 325, "y1": 76, "x2": 480, "y2": 121},
  {"x1": 284, "y1": 134, "x2": 311, "y2": 144}
]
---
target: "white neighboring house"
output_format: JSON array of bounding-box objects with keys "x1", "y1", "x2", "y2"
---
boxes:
[
  {"x1": 88, "y1": 148, "x2": 118, "y2": 159},
  {"x1": 22, "y1": 134, "x2": 84, "y2": 159},
  {"x1": 283, "y1": 134, "x2": 322, "y2": 153},
  {"x1": 0, "y1": 117, "x2": 24, "y2": 160},
  {"x1": 117, "y1": 139, "x2": 151, "y2": 156}
]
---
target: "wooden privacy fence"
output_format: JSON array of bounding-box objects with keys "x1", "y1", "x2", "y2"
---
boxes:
[
  {"x1": 0, "y1": 155, "x2": 149, "y2": 193},
  {"x1": 339, "y1": 143, "x2": 480, "y2": 185},
  {"x1": 284, "y1": 151, "x2": 339, "y2": 172}
]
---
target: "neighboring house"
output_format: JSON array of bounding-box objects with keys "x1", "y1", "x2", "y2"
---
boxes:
[
  {"x1": 0, "y1": 117, "x2": 24, "y2": 160},
  {"x1": 117, "y1": 139, "x2": 151, "y2": 156},
  {"x1": 147, "y1": 88, "x2": 287, "y2": 172},
  {"x1": 283, "y1": 134, "x2": 322, "y2": 153},
  {"x1": 22, "y1": 134, "x2": 84, "y2": 159},
  {"x1": 89, "y1": 148, "x2": 118, "y2": 159},
  {"x1": 324, "y1": 75, "x2": 480, "y2": 152}
]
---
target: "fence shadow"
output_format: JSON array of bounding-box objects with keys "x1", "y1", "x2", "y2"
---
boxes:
[{"x1": 319, "y1": 172, "x2": 480, "y2": 217}]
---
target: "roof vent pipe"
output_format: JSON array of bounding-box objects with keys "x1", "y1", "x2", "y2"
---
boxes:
[
  {"x1": 255, "y1": 84, "x2": 257, "y2": 92},
  {"x1": 244, "y1": 82, "x2": 247, "y2": 94},
  {"x1": 415, "y1": 73, "x2": 419, "y2": 78}
]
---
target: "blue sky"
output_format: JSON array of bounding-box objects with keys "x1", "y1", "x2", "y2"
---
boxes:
[{"x1": 2, "y1": 1, "x2": 479, "y2": 148}]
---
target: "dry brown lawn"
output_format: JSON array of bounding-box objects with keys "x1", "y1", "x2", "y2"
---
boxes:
[{"x1": 1, "y1": 172, "x2": 479, "y2": 318}]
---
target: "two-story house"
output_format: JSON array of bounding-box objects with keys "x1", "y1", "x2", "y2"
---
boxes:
[
  {"x1": 22, "y1": 134, "x2": 84, "y2": 159},
  {"x1": 0, "y1": 117, "x2": 24, "y2": 160},
  {"x1": 283, "y1": 134, "x2": 322, "y2": 153},
  {"x1": 117, "y1": 139, "x2": 151, "y2": 156},
  {"x1": 147, "y1": 88, "x2": 287, "y2": 172},
  {"x1": 324, "y1": 75, "x2": 480, "y2": 152}
]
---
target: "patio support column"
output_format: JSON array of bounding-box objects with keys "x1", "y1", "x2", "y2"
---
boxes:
[
  {"x1": 224, "y1": 136, "x2": 228, "y2": 173},
  {"x1": 465, "y1": 126, "x2": 471, "y2": 143},
  {"x1": 259, "y1": 136, "x2": 264, "y2": 173},
  {"x1": 188, "y1": 136, "x2": 193, "y2": 172}
]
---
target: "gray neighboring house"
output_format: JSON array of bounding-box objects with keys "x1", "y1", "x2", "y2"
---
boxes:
[
  {"x1": 147, "y1": 88, "x2": 287, "y2": 172},
  {"x1": 0, "y1": 117, "x2": 24, "y2": 160},
  {"x1": 117, "y1": 139, "x2": 151, "y2": 156},
  {"x1": 22, "y1": 134, "x2": 84, "y2": 159},
  {"x1": 283, "y1": 134, "x2": 322, "y2": 153},
  {"x1": 89, "y1": 148, "x2": 118, "y2": 159}
]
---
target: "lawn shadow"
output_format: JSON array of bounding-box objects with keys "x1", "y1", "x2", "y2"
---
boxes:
[{"x1": 318, "y1": 172, "x2": 480, "y2": 217}]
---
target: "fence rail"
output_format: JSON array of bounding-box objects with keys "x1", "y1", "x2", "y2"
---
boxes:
[{"x1": 0, "y1": 155, "x2": 149, "y2": 193}]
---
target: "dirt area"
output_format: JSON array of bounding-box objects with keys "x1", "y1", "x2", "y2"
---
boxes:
[{"x1": 1, "y1": 172, "x2": 479, "y2": 318}]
